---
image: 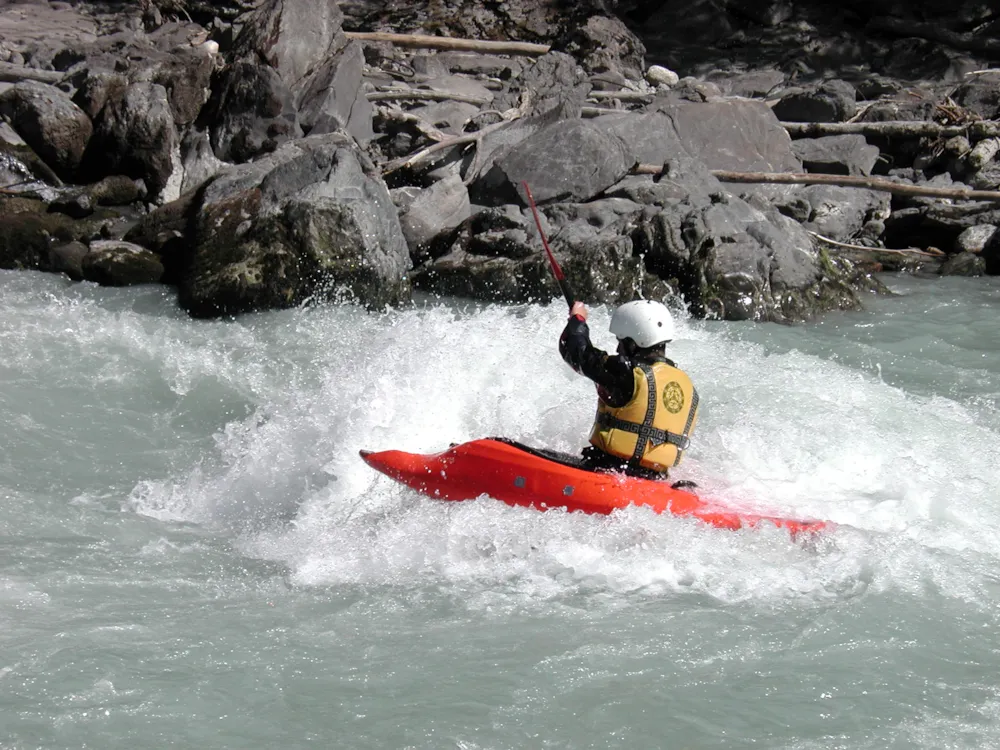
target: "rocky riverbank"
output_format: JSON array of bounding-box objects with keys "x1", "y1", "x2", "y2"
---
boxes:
[{"x1": 2, "y1": 0, "x2": 999, "y2": 321}]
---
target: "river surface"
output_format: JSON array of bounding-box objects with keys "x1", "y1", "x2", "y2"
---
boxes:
[{"x1": 2, "y1": 270, "x2": 999, "y2": 749}]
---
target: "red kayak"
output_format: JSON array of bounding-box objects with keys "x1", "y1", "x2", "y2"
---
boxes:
[{"x1": 360, "y1": 438, "x2": 828, "y2": 535}]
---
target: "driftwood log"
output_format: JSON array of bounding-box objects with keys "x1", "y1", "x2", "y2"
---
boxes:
[
  {"x1": 0, "y1": 62, "x2": 64, "y2": 84},
  {"x1": 781, "y1": 120, "x2": 1000, "y2": 139},
  {"x1": 345, "y1": 31, "x2": 550, "y2": 56},
  {"x1": 367, "y1": 89, "x2": 492, "y2": 105},
  {"x1": 632, "y1": 165, "x2": 1000, "y2": 203}
]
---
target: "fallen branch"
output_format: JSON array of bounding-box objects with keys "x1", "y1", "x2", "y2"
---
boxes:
[
  {"x1": 867, "y1": 17, "x2": 1000, "y2": 59},
  {"x1": 632, "y1": 164, "x2": 1000, "y2": 203},
  {"x1": 382, "y1": 117, "x2": 515, "y2": 174},
  {"x1": 345, "y1": 32, "x2": 550, "y2": 57},
  {"x1": 367, "y1": 89, "x2": 492, "y2": 106},
  {"x1": 587, "y1": 90, "x2": 654, "y2": 102},
  {"x1": 0, "y1": 62, "x2": 64, "y2": 84},
  {"x1": 372, "y1": 107, "x2": 450, "y2": 143},
  {"x1": 781, "y1": 120, "x2": 1000, "y2": 139},
  {"x1": 808, "y1": 231, "x2": 945, "y2": 258}
]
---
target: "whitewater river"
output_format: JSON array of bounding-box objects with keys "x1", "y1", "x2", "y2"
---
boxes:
[{"x1": 2, "y1": 269, "x2": 999, "y2": 749}]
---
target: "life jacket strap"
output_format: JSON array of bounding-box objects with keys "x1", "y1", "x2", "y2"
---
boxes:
[
  {"x1": 597, "y1": 360, "x2": 691, "y2": 472},
  {"x1": 595, "y1": 411, "x2": 691, "y2": 451}
]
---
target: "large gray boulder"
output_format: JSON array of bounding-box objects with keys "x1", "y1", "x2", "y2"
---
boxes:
[
  {"x1": 211, "y1": 0, "x2": 372, "y2": 156},
  {"x1": 179, "y1": 133, "x2": 410, "y2": 317},
  {"x1": 792, "y1": 135, "x2": 880, "y2": 176},
  {"x1": 82, "y1": 81, "x2": 179, "y2": 202},
  {"x1": 0, "y1": 81, "x2": 93, "y2": 181},
  {"x1": 470, "y1": 118, "x2": 633, "y2": 205},
  {"x1": 492, "y1": 51, "x2": 592, "y2": 120},
  {"x1": 205, "y1": 61, "x2": 303, "y2": 164}
]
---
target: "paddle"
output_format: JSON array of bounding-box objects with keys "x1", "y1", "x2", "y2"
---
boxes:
[{"x1": 522, "y1": 181, "x2": 574, "y2": 310}]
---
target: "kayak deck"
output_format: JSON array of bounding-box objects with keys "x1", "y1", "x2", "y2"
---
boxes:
[{"x1": 360, "y1": 438, "x2": 828, "y2": 535}]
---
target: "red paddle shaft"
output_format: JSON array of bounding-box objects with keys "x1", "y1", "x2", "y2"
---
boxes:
[{"x1": 523, "y1": 181, "x2": 574, "y2": 309}]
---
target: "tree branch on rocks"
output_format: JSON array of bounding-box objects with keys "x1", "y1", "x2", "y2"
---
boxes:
[
  {"x1": 367, "y1": 89, "x2": 492, "y2": 106},
  {"x1": 632, "y1": 164, "x2": 1000, "y2": 203},
  {"x1": 0, "y1": 62, "x2": 64, "y2": 84},
  {"x1": 345, "y1": 32, "x2": 550, "y2": 57},
  {"x1": 781, "y1": 120, "x2": 1000, "y2": 139},
  {"x1": 382, "y1": 117, "x2": 518, "y2": 175},
  {"x1": 867, "y1": 17, "x2": 1000, "y2": 59},
  {"x1": 374, "y1": 107, "x2": 450, "y2": 138},
  {"x1": 587, "y1": 91, "x2": 654, "y2": 102},
  {"x1": 808, "y1": 231, "x2": 946, "y2": 258}
]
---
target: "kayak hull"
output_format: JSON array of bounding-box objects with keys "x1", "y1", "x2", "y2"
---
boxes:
[{"x1": 360, "y1": 438, "x2": 827, "y2": 534}]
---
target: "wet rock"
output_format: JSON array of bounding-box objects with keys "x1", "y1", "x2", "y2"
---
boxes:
[
  {"x1": 82, "y1": 240, "x2": 165, "y2": 285},
  {"x1": 982, "y1": 229, "x2": 1000, "y2": 275},
  {"x1": 180, "y1": 133, "x2": 409, "y2": 317},
  {"x1": 48, "y1": 240, "x2": 87, "y2": 280},
  {"x1": 939, "y1": 251, "x2": 985, "y2": 276},
  {"x1": 0, "y1": 81, "x2": 93, "y2": 180}
]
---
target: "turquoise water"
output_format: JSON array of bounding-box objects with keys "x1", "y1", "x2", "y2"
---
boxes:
[{"x1": 2, "y1": 271, "x2": 1000, "y2": 749}]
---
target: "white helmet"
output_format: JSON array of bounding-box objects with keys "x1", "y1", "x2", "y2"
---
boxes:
[{"x1": 610, "y1": 300, "x2": 675, "y2": 348}]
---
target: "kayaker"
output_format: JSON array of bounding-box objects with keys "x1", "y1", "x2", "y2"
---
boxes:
[{"x1": 559, "y1": 299, "x2": 699, "y2": 479}]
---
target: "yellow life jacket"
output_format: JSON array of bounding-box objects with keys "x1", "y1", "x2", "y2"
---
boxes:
[{"x1": 589, "y1": 361, "x2": 699, "y2": 472}]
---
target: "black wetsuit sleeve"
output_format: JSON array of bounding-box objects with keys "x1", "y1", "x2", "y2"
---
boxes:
[{"x1": 559, "y1": 316, "x2": 636, "y2": 408}]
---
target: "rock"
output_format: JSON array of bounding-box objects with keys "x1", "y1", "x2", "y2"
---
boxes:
[
  {"x1": 88, "y1": 175, "x2": 147, "y2": 206},
  {"x1": 955, "y1": 224, "x2": 997, "y2": 254},
  {"x1": 0, "y1": 81, "x2": 93, "y2": 180},
  {"x1": 471, "y1": 118, "x2": 633, "y2": 206},
  {"x1": 82, "y1": 81, "x2": 179, "y2": 202},
  {"x1": 562, "y1": 15, "x2": 647, "y2": 81},
  {"x1": 48, "y1": 239, "x2": 87, "y2": 280},
  {"x1": 148, "y1": 45, "x2": 216, "y2": 127},
  {"x1": 179, "y1": 128, "x2": 226, "y2": 195},
  {"x1": 408, "y1": 100, "x2": 481, "y2": 135},
  {"x1": 227, "y1": 0, "x2": 372, "y2": 145},
  {"x1": 396, "y1": 174, "x2": 471, "y2": 261},
  {"x1": 294, "y1": 38, "x2": 373, "y2": 144},
  {"x1": 49, "y1": 190, "x2": 94, "y2": 219},
  {"x1": 950, "y1": 76, "x2": 1000, "y2": 120},
  {"x1": 646, "y1": 65, "x2": 679, "y2": 88},
  {"x1": 492, "y1": 51, "x2": 591, "y2": 120},
  {"x1": 205, "y1": 62, "x2": 302, "y2": 163},
  {"x1": 82, "y1": 240, "x2": 165, "y2": 285},
  {"x1": 179, "y1": 133, "x2": 410, "y2": 317},
  {"x1": 70, "y1": 66, "x2": 129, "y2": 120},
  {"x1": 981, "y1": 228, "x2": 1000, "y2": 275},
  {"x1": 792, "y1": 185, "x2": 890, "y2": 241},
  {"x1": 771, "y1": 79, "x2": 858, "y2": 123},
  {"x1": 792, "y1": 134, "x2": 880, "y2": 176},
  {"x1": 939, "y1": 251, "x2": 985, "y2": 276},
  {"x1": 233, "y1": 0, "x2": 346, "y2": 89}
]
